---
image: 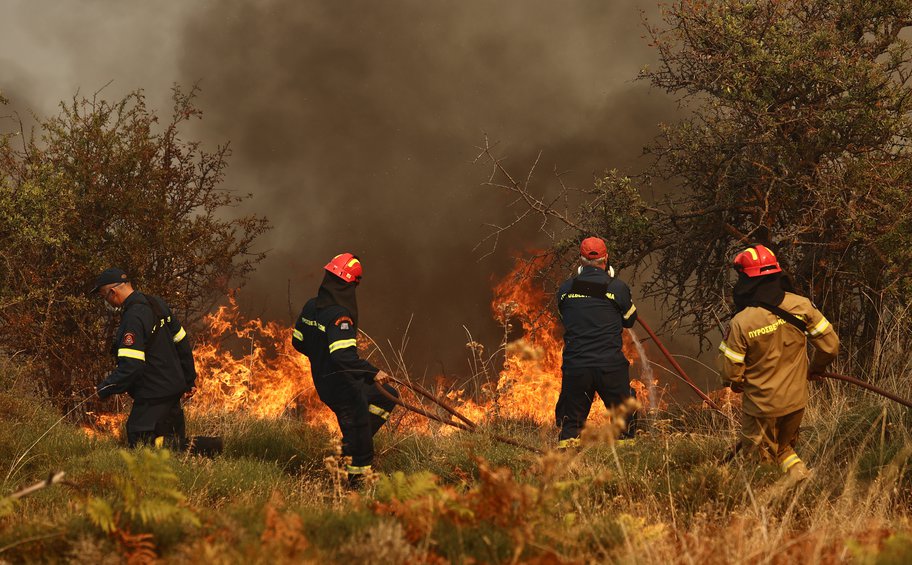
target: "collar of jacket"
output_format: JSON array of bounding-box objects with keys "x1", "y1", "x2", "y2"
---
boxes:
[
  {"x1": 120, "y1": 290, "x2": 143, "y2": 311},
  {"x1": 576, "y1": 265, "x2": 614, "y2": 280}
]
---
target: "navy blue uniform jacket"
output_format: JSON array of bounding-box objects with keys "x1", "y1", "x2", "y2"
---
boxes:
[
  {"x1": 291, "y1": 299, "x2": 380, "y2": 402},
  {"x1": 557, "y1": 266, "x2": 638, "y2": 371},
  {"x1": 98, "y1": 292, "x2": 196, "y2": 400}
]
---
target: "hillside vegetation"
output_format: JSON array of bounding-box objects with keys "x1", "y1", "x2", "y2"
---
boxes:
[{"x1": 2, "y1": 359, "x2": 911, "y2": 564}]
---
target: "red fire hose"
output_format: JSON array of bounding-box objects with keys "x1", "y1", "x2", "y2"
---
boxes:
[
  {"x1": 818, "y1": 372, "x2": 912, "y2": 409},
  {"x1": 636, "y1": 317, "x2": 723, "y2": 412},
  {"x1": 374, "y1": 315, "x2": 737, "y2": 453}
]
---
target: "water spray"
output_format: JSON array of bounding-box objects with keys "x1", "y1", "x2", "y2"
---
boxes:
[
  {"x1": 636, "y1": 317, "x2": 723, "y2": 412},
  {"x1": 627, "y1": 328, "x2": 657, "y2": 411}
]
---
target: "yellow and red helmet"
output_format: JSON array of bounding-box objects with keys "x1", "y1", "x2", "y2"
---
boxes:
[
  {"x1": 324, "y1": 253, "x2": 362, "y2": 283},
  {"x1": 733, "y1": 244, "x2": 781, "y2": 277}
]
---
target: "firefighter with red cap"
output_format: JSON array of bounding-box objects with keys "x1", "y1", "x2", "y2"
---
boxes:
[
  {"x1": 292, "y1": 253, "x2": 399, "y2": 487},
  {"x1": 555, "y1": 237, "x2": 638, "y2": 448},
  {"x1": 718, "y1": 244, "x2": 839, "y2": 479}
]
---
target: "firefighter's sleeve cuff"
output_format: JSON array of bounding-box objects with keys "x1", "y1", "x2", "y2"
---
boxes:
[
  {"x1": 97, "y1": 383, "x2": 114, "y2": 399},
  {"x1": 808, "y1": 317, "x2": 831, "y2": 336},
  {"x1": 623, "y1": 304, "x2": 637, "y2": 320}
]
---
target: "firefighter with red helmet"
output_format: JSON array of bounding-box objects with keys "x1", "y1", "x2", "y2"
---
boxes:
[
  {"x1": 718, "y1": 244, "x2": 839, "y2": 479},
  {"x1": 555, "y1": 237, "x2": 638, "y2": 448},
  {"x1": 292, "y1": 253, "x2": 399, "y2": 487}
]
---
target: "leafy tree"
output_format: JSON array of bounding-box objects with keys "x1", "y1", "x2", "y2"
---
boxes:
[
  {"x1": 0, "y1": 87, "x2": 269, "y2": 404},
  {"x1": 480, "y1": 0, "x2": 912, "y2": 364}
]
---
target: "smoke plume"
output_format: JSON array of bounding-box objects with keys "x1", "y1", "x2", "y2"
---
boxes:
[{"x1": 2, "y1": 1, "x2": 677, "y2": 376}]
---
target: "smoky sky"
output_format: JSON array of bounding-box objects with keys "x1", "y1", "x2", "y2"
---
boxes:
[{"x1": 2, "y1": 1, "x2": 691, "y2": 384}]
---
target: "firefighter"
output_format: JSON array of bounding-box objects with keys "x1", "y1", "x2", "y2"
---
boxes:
[
  {"x1": 93, "y1": 268, "x2": 197, "y2": 450},
  {"x1": 718, "y1": 244, "x2": 839, "y2": 479},
  {"x1": 292, "y1": 253, "x2": 399, "y2": 487},
  {"x1": 555, "y1": 237, "x2": 638, "y2": 449}
]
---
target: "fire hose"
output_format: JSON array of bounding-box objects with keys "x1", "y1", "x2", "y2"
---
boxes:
[
  {"x1": 817, "y1": 372, "x2": 912, "y2": 409},
  {"x1": 636, "y1": 317, "x2": 723, "y2": 412},
  {"x1": 372, "y1": 317, "x2": 726, "y2": 452},
  {"x1": 374, "y1": 375, "x2": 544, "y2": 455},
  {"x1": 721, "y1": 371, "x2": 912, "y2": 464}
]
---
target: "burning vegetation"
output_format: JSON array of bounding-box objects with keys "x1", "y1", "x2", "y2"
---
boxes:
[
  {"x1": 82, "y1": 259, "x2": 665, "y2": 440},
  {"x1": 189, "y1": 296, "x2": 329, "y2": 423}
]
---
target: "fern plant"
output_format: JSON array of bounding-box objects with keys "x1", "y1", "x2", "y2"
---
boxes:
[{"x1": 85, "y1": 448, "x2": 199, "y2": 559}]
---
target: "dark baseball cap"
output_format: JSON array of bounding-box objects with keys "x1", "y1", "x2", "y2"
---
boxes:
[{"x1": 90, "y1": 268, "x2": 130, "y2": 294}]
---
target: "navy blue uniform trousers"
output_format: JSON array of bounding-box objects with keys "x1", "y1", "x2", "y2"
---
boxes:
[{"x1": 556, "y1": 365, "x2": 637, "y2": 441}]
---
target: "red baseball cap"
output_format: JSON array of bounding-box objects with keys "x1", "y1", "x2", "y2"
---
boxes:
[{"x1": 580, "y1": 237, "x2": 608, "y2": 260}]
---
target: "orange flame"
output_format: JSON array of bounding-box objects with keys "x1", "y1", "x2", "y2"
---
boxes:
[
  {"x1": 82, "y1": 412, "x2": 127, "y2": 439},
  {"x1": 84, "y1": 256, "x2": 664, "y2": 438},
  {"x1": 187, "y1": 296, "x2": 336, "y2": 426}
]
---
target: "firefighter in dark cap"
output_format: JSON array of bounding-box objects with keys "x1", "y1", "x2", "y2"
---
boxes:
[
  {"x1": 292, "y1": 253, "x2": 399, "y2": 487},
  {"x1": 92, "y1": 268, "x2": 198, "y2": 449}
]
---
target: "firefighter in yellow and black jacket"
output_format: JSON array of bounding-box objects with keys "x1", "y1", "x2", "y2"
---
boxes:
[
  {"x1": 92, "y1": 268, "x2": 197, "y2": 449},
  {"x1": 292, "y1": 253, "x2": 399, "y2": 487},
  {"x1": 718, "y1": 245, "x2": 839, "y2": 479}
]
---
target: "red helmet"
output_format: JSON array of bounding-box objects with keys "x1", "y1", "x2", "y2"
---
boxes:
[
  {"x1": 324, "y1": 253, "x2": 362, "y2": 283},
  {"x1": 733, "y1": 244, "x2": 781, "y2": 277}
]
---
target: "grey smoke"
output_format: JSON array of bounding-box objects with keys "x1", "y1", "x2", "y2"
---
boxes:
[{"x1": 2, "y1": 1, "x2": 681, "y2": 379}]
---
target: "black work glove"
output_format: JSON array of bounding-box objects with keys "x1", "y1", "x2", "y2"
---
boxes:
[{"x1": 96, "y1": 383, "x2": 113, "y2": 400}]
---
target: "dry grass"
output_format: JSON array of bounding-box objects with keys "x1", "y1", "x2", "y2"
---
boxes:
[{"x1": 1, "y1": 348, "x2": 911, "y2": 563}]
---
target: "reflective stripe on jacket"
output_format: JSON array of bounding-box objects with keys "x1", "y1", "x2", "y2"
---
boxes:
[
  {"x1": 557, "y1": 266, "x2": 637, "y2": 370},
  {"x1": 291, "y1": 298, "x2": 379, "y2": 385},
  {"x1": 717, "y1": 292, "x2": 839, "y2": 417}
]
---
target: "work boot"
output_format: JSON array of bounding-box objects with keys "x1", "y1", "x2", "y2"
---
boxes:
[
  {"x1": 556, "y1": 437, "x2": 582, "y2": 451},
  {"x1": 759, "y1": 461, "x2": 813, "y2": 503},
  {"x1": 787, "y1": 460, "x2": 813, "y2": 482},
  {"x1": 347, "y1": 473, "x2": 365, "y2": 490}
]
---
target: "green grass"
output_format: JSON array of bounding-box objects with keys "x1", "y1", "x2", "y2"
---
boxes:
[{"x1": 1, "y1": 364, "x2": 912, "y2": 564}]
